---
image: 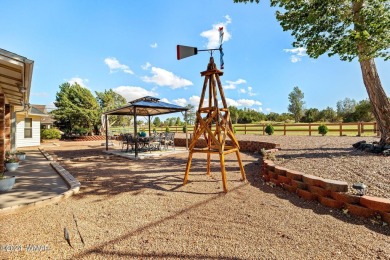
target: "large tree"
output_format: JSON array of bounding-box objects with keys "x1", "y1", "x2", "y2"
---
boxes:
[
  {"x1": 95, "y1": 89, "x2": 129, "y2": 127},
  {"x1": 52, "y1": 82, "x2": 100, "y2": 135},
  {"x1": 235, "y1": 0, "x2": 390, "y2": 145},
  {"x1": 288, "y1": 86, "x2": 305, "y2": 122}
]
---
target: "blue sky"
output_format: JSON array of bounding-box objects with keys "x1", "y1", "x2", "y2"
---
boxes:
[{"x1": 1, "y1": 0, "x2": 389, "y2": 119}]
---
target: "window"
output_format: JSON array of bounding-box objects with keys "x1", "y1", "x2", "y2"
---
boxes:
[{"x1": 24, "y1": 118, "x2": 32, "y2": 138}]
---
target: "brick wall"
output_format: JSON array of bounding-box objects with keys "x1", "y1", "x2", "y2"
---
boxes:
[{"x1": 261, "y1": 159, "x2": 390, "y2": 225}]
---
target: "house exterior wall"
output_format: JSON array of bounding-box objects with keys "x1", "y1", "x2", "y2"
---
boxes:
[{"x1": 15, "y1": 114, "x2": 41, "y2": 148}]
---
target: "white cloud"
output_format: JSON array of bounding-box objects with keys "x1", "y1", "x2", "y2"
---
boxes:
[
  {"x1": 247, "y1": 86, "x2": 256, "y2": 96},
  {"x1": 223, "y1": 78, "x2": 246, "y2": 90},
  {"x1": 141, "y1": 62, "x2": 151, "y2": 70},
  {"x1": 150, "y1": 43, "x2": 158, "y2": 48},
  {"x1": 225, "y1": 98, "x2": 240, "y2": 107},
  {"x1": 160, "y1": 98, "x2": 171, "y2": 104},
  {"x1": 142, "y1": 67, "x2": 193, "y2": 89},
  {"x1": 200, "y1": 15, "x2": 232, "y2": 49},
  {"x1": 67, "y1": 77, "x2": 89, "y2": 88},
  {"x1": 283, "y1": 47, "x2": 307, "y2": 63},
  {"x1": 237, "y1": 99, "x2": 262, "y2": 107},
  {"x1": 266, "y1": 108, "x2": 271, "y2": 112},
  {"x1": 239, "y1": 88, "x2": 246, "y2": 94},
  {"x1": 104, "y1": 57, "x2": 134, "y2": 74},
  {"x1": 113, "y1": 86, "x2": 157, "y2": 102},
  {"x1": 173, "y1": 98, "x2": 187, "y2": 107},
  {"x1": 258, "y1": 107, "x2": 263, "y2": 112}
]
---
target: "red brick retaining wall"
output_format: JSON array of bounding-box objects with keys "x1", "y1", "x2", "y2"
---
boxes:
[{"x1": 261, "y1": 159, "x2": 390, "y2": 225}]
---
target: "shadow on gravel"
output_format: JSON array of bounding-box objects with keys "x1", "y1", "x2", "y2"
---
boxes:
[
  {"x1": 245, "y1": 161, "x2": 390, "y2": 236},
  {"x1": 51, "y1": 148, "x2": 251, "y2": 198}
]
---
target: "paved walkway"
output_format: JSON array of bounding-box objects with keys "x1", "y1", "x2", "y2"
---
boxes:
[{"x1": 0, "y1": 149, "x2": 70, "y2": 211}]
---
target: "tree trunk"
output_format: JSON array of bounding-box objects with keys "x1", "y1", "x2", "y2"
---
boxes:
[{"x1": 359, "y1": 59, "x2": 390, "y2": 145}]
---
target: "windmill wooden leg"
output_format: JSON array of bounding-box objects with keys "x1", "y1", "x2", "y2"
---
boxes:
[
  {"x1": 235, "y1": 150, "x2": 247, "y2": 182},
  {"x1": 183, "y1": 151, "x2": 194, "y2": 185},
  {"x1": 206, "y1": 153, "x2": 211, "y2": 175},
  {"x1": 219, "y1": 153, "x2": 228, "y2": 193}
]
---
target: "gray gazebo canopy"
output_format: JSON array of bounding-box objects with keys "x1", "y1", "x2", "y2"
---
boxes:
[{"x1": 103, "y1": 96, "x2": 189, "y2": 157}]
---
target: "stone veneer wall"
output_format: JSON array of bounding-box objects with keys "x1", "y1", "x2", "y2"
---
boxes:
[{"x1": 261, "y1": 159, "x2": 390, "y2": 225}]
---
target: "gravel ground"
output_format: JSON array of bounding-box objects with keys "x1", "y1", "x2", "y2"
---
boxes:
[{"x1": 0, "y1": 136, "x2": 389, "y2": 259}]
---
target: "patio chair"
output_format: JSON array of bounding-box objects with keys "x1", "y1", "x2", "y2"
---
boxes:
[
  {"x1": 161, "y1": 132, "x2": 175, "y2": 150},
  {"x1": 120, "y1": 134, "x2": 135, "y2": 152},
  {"x1": 148, "y1": 132, "x2": 162, "y2": 151}
]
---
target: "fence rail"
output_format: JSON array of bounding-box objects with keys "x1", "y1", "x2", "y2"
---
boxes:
[{"x1": 112, "y1": 122, "x2": 379, "y2": 137}]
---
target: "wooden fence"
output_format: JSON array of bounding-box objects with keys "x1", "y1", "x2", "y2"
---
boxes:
[{"x1": 150, "y1": 122, "x2": 379, "y2": 137}]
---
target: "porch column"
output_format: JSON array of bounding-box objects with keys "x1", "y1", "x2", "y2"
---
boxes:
[{"x1": 0, "y1": 94, "x2": 5, "y2": 173}]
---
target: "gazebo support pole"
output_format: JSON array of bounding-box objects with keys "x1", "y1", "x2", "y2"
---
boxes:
[
  {"x1": 105, "y1": 114, "x2": 108, "y2": 151},
  {"x1": 134, "y1": 107, "x2": 138, "y2": 158},
  {"x1": 148, "y1": 115, "x2": 151, "y2": 136}
]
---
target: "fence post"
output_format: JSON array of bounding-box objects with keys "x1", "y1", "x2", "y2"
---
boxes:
[
  {"x1": 284, "y1": 124, "x2": 286, "y2": 135},
  {"x1": 339, "y1": 123, "x2": 342, "y2": 136},
  {"x1": 309, "y1": 123, "x2": 311, "y2": 136},
  {"x1": 361, "y1": 123, "x2": 365, "y2": 134},
  {"x1": 262, "y1": 124, "x2": 265, "y2": 135},
  {"x1": 244, "y1": 124, "x2": 247, "y2": 135},
  {"x1": 357, "y1": 122, "x2": 361, "y2": 136}
]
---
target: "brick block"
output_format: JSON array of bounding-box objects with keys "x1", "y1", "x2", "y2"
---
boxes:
[
  {"x1": 297, "y1": 189, "x2": 318, "y2": 201},
  {"x1": 330, "y1": 192, "x2": 360, "y2": 204},
  {"x1": 346, "y1": 203, "x2": 376, "y2": 218},
  {"x1": 318, "y1": 196, "x2": 344, "y2": 209},
  {"x1": 321, "y1": 179, "x2": 348, "y2": 192},
  {"x1": 302, "y1": 174, "x2": 324, "y2": 187},
  {"x1": 291, "y1": 180, "x2": 308, "y2": 190},
  {"x1": 380, "y1": 211, "x2": 390, "y2": 225},
  {"x1": 360, "y1": 196, "x2": 390, "y2": 212},
  {"x1": 308, "y1": 185, "x2": 331, "y2": 197},
  {"x1": 277, "y1": 175, "x2": 291, "y2": 185},
  {"x1": 286, "y1": 170, "x2": 304, "y2": 181},
  {"x1": 262, "y1": 174, "x2": 270, "y2": 182},
  {"x1": 274, "y1": 166, "x2": 287, "y2": 176},
  {"x1": 269, "y1": 171, "x2": 278, "y2": 179},
  {"x1": 270, "y1": 178, "x2": 281, "y2": 186},
  {"x1": 282, "y1": 183, "x2": 297, "y2": 193},
  {"x1": 266, "y1": 164, "x2": 276, "y2": 171}
]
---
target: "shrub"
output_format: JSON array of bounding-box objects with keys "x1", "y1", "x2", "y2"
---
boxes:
[
  {"x1": 41, "y1": 128, "x2": 61, "y2": 139},
  {"x1": 182, "y1": 125, "x2": 187, "y2": 133},
  {"x1": 318, "y1": 124, "x2": 329, "y2": 136},
  {"x1": 265, "y1": 124, "x2": 274, "y2": 135},
  {"x1": 165, "y1": 126, "x2": 170, "y2": 133}
]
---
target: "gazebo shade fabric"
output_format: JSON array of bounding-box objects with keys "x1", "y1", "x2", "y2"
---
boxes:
[{"x1": 104, "y1": 96, "x2": 188, "y2": 116}]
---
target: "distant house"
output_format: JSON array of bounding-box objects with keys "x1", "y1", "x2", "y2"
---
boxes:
[{"x1": 14, "y1": 105, "x2": 51, "y2": 148}]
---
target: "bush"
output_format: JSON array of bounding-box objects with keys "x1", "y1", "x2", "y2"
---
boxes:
[
  {"x1": 41, "y1": 128, "x2": 61, "y2": 139},
  {"x1": 318, "y1": 124, "x2": 329, "y2": 136},
  {"x1": 165, "y1": 126, "x2": 170, "y2": 133},
  {"x1": 265, "y1": 124, "x2": 274, "y2": 135},
  {"x1": 182, "y1": 125, "x2": 187, "y2": 133}
]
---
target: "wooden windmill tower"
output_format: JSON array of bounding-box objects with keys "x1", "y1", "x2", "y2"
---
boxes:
[{"x1": 177, "y1": 28, "x2": 246, "y2": 192}]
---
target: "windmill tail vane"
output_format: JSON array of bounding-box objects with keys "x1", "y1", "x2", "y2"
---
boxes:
[{"x1": 176, "y1": 27, "x2": 225, "y2": 69}]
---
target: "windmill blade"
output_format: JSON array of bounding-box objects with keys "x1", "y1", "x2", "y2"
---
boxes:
[
  {"x1": 218, "y1": 27, "x2": 224, "y2": 69},
  {"x1": 177, "y1": 45, "x2": 198, "y2": 60}
]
